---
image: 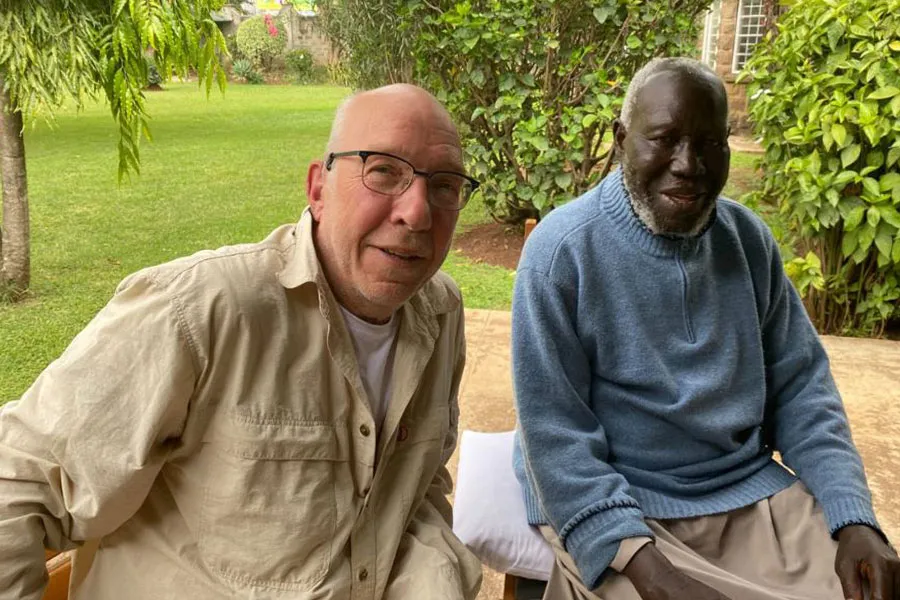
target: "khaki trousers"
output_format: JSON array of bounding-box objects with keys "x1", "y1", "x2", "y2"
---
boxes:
[{"x1": 540, "y1": 482, "x2": 844, "y2": 600}]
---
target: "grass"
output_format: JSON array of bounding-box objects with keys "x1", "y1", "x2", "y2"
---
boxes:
[
  {"x1": 0, "y1": 82, "x2": 762, "y2": 404},
  {"x1": 0, "y1": 83, "x2": 510, "y2": 403},
  {"x1": 723, "y1": 150, "x2": 762, "y2": 201}
]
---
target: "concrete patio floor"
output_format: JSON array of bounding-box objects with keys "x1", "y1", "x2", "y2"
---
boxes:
[{"x1": 454, "y1": 309, "x2": 900, "y2": 600}]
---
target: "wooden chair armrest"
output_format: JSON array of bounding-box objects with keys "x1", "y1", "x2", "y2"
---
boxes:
[{"x1": 42, "y1": 550, "x2": 72, "y2": 600}]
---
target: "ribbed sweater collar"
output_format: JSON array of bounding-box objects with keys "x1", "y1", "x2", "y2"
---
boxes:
[{"x1": 598, "y1": 169, "x2": 712, "y2": 258}]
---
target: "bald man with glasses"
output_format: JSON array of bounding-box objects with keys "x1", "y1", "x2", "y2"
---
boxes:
[{"x1": 0, "y1": 84, "x2": 483, "y2": 600}]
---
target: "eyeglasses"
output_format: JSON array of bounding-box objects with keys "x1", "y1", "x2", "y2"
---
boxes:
[{"x1": 325, "y1": 150, "x2": 480, "y2": 211}]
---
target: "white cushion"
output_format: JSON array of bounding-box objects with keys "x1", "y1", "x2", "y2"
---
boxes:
[{"x1": 452, "y1": 430, "x2": 555, "y2": 580}]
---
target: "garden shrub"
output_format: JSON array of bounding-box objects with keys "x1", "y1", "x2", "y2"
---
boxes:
[
  {"x1": 236, "y1": 14, "x2": 287, "y2": 71},
  {"x1": 224, "y1": 33, "x2": 243, "y2": 64},
  {"x1": 232, "y1": 58, "x2": 264, "y2": 84},
  {"x1": 285, "y1": 48, "x2": 321, "y2": 84},
  {"x1": 743, "y1": 0, "x2": 900, "y2": 336},
  {"x1": 318, "y1": 0, "x2": 712, "y2": 224}
]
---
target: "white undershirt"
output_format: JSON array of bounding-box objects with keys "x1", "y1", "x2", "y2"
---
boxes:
[{"x1": 338, "y1": 306, "x2": 400, "y2": 431}]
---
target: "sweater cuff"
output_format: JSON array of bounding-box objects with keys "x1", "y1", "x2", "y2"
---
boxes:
[
  {"x1": 821, "y1": 495, "x2": 882, "y2": 538},
  {"x1": 562, "y1": 505, "x2": 653, "y2": 589}
]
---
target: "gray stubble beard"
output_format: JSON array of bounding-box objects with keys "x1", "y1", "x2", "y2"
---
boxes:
[{"x1": 621, "y1": 163, "x2": 716, "y2": 239}]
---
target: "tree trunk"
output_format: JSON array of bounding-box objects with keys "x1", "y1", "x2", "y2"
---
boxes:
[{"x1": 0, "y1": 73, "x2": 30, "y2": 299}]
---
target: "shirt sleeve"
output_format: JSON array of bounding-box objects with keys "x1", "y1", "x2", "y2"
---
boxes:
[
  {"x1": 513, "y1": 267, "x2": 653, "y2": 589},
  {"x1": 759, "y1": 234, "x2": 881, "y2": 537},
  {"x1": 0, "y1": 274, "x2": 198, "y2": 600}
]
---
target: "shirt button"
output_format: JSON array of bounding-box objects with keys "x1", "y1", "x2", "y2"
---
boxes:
[
  {"x1": 358, "y1": 568, "x2": 369, "y2": 581},
  {"x1": 359, "y1": 424, "x2": 371, "y2": 437},
  {"x1": 397, "y1": 424, "x2": 409, "y2": 442}
]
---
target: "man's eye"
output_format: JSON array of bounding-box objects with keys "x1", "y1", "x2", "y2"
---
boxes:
[
  {"x1": 431, "y1": 175, "x2": 462, "y2": 193},
  {"x1": 650, "y1": 135, "x2": 679, "y2": 146},
  {"x1": 367, "y1": 163, "x2": 402, "y2": 178}
]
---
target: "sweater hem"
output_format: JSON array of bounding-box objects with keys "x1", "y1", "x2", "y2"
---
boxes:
[
  {"x1": 632, "y1": 461, "x2": 798, "y2": 519},
  {"x1": 519, "y1": 460, "x2": 799, "y2": 524}
]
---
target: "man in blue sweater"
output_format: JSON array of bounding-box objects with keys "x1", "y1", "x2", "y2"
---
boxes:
[{"x1": 512, "y1": 57, "x2": 899, "y2": 600}]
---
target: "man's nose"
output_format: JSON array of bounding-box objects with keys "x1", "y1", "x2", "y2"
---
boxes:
[
  {"x1": 670, "y1": 139, "x2": 705, "y2": 177},
  {"x1": 392, "y1": 175, "x2": 433, "y2": 231}
]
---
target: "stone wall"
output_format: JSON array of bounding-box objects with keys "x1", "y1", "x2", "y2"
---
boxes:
[{"x1": 280, "y1": 10, "x2": 336, "y2": 65}]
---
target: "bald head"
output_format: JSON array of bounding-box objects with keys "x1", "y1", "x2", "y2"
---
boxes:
[{"x1": 326, "y1": 84, "x2": 460, "y2": 156}]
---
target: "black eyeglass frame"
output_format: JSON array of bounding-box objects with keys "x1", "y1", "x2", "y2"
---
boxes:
[{"x1": 325, "y1": 150, "x2": 481, "y2": 211}]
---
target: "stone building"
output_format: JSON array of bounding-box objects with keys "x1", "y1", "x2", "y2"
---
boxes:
[
  {"x1": 212, "y1": 1, "x2": 335, "y2": 66},
  {"x1": 700, "y1": 0, "x2": 784, "y2": 131}
]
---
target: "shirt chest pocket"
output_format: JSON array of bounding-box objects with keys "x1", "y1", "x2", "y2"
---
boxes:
[{"x1": 198, "y1": 416, "x2": 348, "y2": 590}]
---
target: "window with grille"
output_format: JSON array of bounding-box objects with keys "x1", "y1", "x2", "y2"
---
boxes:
[
  {"x1": 701, "y1": 0, "x2": 723, "y2": 70},
  {"x1": 732, "y1": 0, "x2": 768, "y2": 73}
]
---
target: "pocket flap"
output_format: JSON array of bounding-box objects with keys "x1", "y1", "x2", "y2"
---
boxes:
[{"x1": 219, "y1": 411, "x2": 349, "y2": 461}]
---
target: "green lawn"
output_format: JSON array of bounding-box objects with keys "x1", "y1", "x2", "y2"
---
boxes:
[
  {"x1": 723, "y1": 151, "x2": 762, "y2": 200},
  {"x1": 0, "y1": 82, "x2": 763, "y2": 404},
  {"x1": 0, "y1": 83, "x2": 510, "y2": 403}
]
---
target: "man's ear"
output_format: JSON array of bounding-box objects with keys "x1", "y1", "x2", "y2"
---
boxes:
[
  {"x1": 612, "y1": 119, "x2": 626, "y2": 154},
  {"x1": 306, "y1": 160, "x2": 325, "y2": 221}
]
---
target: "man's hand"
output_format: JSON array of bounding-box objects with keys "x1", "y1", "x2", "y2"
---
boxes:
[
  {"x1": 836, "y1": 524, "x2": 900, "y2": 600},
  {"x1": 622, "y1": 543, "x2": 732, "y2": 600}
]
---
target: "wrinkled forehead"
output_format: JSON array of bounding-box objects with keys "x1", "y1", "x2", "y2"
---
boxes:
[
  {"x1": 338, "y1": 94, "x2": 464, "y2": 171},
  {"x1": 635, "y1": 70, "x2": 728, "y2": 131}
]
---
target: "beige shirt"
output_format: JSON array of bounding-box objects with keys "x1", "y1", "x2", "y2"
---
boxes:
[{"x1": 0, "y1": 210, "x2": 482, "y2": 600}]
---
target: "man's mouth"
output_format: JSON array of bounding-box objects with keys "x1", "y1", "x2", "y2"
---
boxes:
[
  {"x1": 661, "y1": 191, "x2": 705, "y2": 206},
  {"x1": 378, "y1": 247, "x2": 425, "y2": 261}
]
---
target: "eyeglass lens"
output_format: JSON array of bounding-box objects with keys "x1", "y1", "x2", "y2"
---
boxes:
[{"x1": 361, "y1": 154, "x2": 472, "y2": 209}]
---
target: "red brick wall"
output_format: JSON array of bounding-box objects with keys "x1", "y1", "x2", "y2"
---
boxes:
[{"x1": 714, "y1": 0, "x2": 752, "y2": 131}]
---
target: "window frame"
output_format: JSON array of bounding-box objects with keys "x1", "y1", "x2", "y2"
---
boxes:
[
  {"x1": 701, "y1": 0, "x2": 723, "y2": 70},
  {"x1": 732, "y1": 0, "x2": 768, "y2": 73}
]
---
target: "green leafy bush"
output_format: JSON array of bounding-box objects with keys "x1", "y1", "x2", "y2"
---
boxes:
[
  {"x1": 224, "y1": 33, "x2": 243, "y2": 64},
  {"x1": 285, "y1": 48, "x2": 319, "y2": 83},
  {"x1": 236, "y1": 14, "x2": 287, "y2": 71},
  {"x1": 743, "y1": 0, "x2": 900, "y2": 336},
  {"x1": 318, "y1": 0, "x2": 711, "y2": 223},
  {"x1": 232, "y1": 58, "x2": 264, "y2": 84}
]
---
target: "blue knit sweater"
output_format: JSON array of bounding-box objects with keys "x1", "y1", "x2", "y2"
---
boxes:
[{"x1": 512, "y1": 169, "x2": 880, "y2": 589}]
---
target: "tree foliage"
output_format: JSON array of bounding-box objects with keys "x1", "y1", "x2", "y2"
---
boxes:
[
  {"x1": 0, "y1": 0, "x2": 228, "y2": 177},
  {"x1": 315, "y1": 0, "x2": 416, "y2": 89},
  {"x1": 0, "y1": 0, "x2": 227, "y2": 298},
  {"x1": 743, "y1": 0, "x2": 900, "y2": 336},
  {"x1": 317, "y1": 0, "x2": 711, "y2": 223}
]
